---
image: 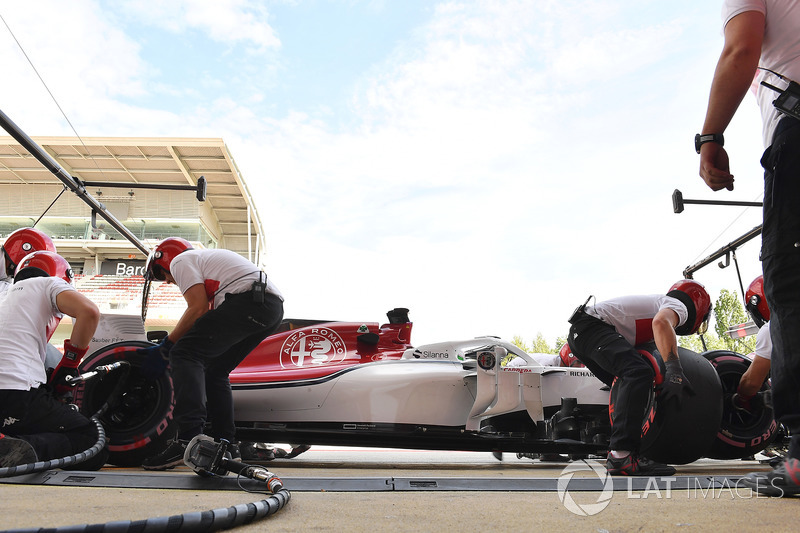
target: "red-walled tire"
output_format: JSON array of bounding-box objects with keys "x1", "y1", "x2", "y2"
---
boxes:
[
  {"x1": 639, "y1": 347, "x2": 723, "y2": 464},
  {"x1": 73, "y1": 341, "x2": 175, "y2": 467},
  {"x1": 703, "y1": 350, "x2": 777, "y2": 459},
  {"x1": 610, "y1": 346, "x2": 722, "y2": 465}
]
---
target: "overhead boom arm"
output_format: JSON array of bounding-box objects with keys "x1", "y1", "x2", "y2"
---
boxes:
[{"x1": 0, "y1": 107, "x2": 150, "y2": 255}]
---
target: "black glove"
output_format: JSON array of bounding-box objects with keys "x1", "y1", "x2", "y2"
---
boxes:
[
  {"x1": 658, "y1": 358, "x2": 695, "y2": 409},
  {"x1": 137, "y1": 337, "x2": 174, "y2": 380},
  {"x1": 49, "y1": 340, "x2": 88, "y2": 403},
  {"x1": 50, "y1": 366, "x2": 80, "y2": 402}
]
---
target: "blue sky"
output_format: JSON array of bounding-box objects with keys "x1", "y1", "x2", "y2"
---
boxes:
[{"x1": 0, "y1": 1, "x2": 768, "y2": 346}]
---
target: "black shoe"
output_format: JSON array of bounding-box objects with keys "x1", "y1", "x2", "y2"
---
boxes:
[
  {"x1": 0, "y1": 434, "x2": 37, "y2": 468},
  {"x1": 227, "y1": 442, "x2": 242, "y2": 461},
  {"x1": 284, "y1": 444, "x2": 311, "y2": 459},
  {"x1": 739, "y1": 458, "x2": 800, "y2": 497},
  {"x1": 142, "y1": 439, "x2": 187, "y2": 471},
  {"x1": 240, "y1": 442, "x2": 276, "y2": 461},
  {"x1": 606, "y1": 453, "x2": 675, "y2": 476}
]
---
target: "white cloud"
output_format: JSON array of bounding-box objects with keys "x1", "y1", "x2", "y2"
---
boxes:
[
  {"x1": 0, "y1": 0, "x2": 150, "y2": 133},
  {"x1": 117, "y1": 0, "x2": 280, "y2": 50},
  {"x1": 238, "y1": 1, "x2": 765, "y2": 343}
]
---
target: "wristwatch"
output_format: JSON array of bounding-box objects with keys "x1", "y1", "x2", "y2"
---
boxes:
[{"x1": 695, "y1": 133, "x2": 724, "y2": 153}]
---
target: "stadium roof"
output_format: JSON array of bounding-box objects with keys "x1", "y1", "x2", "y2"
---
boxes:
[{"x1": 0, "y1": 136, "x2": 265, "y2": 262}]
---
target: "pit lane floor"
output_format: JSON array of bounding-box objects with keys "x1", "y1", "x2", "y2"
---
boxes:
[{"x1": 1, "y1": 447, "x2": 796, "y2": 532}]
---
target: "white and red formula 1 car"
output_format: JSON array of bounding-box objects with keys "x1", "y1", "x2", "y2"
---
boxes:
[{"x1": 74, "y1": 308, "x2": 779, "y2": 467}]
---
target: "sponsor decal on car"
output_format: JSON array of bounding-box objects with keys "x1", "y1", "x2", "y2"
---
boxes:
[
  {"x1": 477, "y1": 350, "x2": 495, "y2": 370},
  {"x1": 280, "y1": 328, "x2": 347, "y2": 368}
]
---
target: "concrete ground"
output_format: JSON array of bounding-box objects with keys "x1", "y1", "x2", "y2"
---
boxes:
[{"x1": 1, "y1": 447, "x2": 797, "y2": 532}]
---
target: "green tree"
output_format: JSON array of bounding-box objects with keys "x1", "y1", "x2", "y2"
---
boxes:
[
  {"x1": 511, "y1": 333, "x2": 562, "y2": 354},
  {"x1": 530, "y1": 332, "x2": 553, "y2": 354},
  {"x1": 713, "y1": 289, "x2": 755, "y2": 353},
  {"x1": 511, "y1": 335, "x2": 531, "y2": 353},
  {"x1": 678, "y1": 289, "x2": 756, "y2": 354},
  {"x1": 553, "y1": 335, "x2": 568, "y2": 354}
]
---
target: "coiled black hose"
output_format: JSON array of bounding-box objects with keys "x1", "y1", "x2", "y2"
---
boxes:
[
  {"x1": 0, "y1": 416, "x2": 106, "y2": 478},
  {"x1": 0, "y1": 361, "x2": 291, "y2": 531},
  {"x1": 0, "y1": 489, "x2": 291, "y2": 533}
]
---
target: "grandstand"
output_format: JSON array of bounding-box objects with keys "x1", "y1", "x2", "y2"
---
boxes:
[
  {"x1": 72, "y1": 274, "x2": 185, "y2": 321},
  {"x1": 0, "y1": 136, "x2": 265, "y2": 340}
]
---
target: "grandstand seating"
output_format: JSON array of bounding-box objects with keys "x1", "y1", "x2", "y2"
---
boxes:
[{"x1": 75, "y1": 274, "x2": 186, "y2": 320}]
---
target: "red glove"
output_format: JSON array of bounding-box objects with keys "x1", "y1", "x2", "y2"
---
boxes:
[
  {"x1": 732, "y1": 388, "x2": 755, "y2": 412},
  {"x1": 49, "y1": 340, "x2": 88, "y2": 402}
]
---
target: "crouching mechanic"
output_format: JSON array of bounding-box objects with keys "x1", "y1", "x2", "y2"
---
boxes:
[
  {"x1": 139, "y1": 238, "x2": 285, "y2": 470},
  {"x1": 567, "y1": 280, "x2": 712, "y2": 476},
  {"x1": 2, "y1": 228, "x2": 66, "y2": 372},
  {"x1": 0, "y1": 251, "x2": 105, "y2": 470}
]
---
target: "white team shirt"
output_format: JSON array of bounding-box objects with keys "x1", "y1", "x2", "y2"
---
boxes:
[
  {"x1": 586, "y1": 294, "x2": 689, "y2": 346},
  {"x1": 0, "y1": 253, "x2": 10, "y2": 303},
  {"x1": 0, "y1": 279, "x2": 10, "y2": 304},
  {"x1": 749, "y1": 321, "x2": 773, "y2": 361},
  {"x1": 723, "y1": 0, "x2": 800, "y2": 146},
  {"x1": 0, "y1": 277, "x2": 74, "y2": 390},
  {"x1": 169, "y1": 249, "x2": 283, "y2": 309}
]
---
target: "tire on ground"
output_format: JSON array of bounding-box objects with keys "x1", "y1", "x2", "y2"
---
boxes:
[
  {"x1": 74, "y1": 341, "x2": 175, "y2": 467},
  {"x1": 615, "y1": 345, "x2": 723, "y2": 465},
  {"x1": 703, "y1": 350, "x2": 777, "y2": 460}
]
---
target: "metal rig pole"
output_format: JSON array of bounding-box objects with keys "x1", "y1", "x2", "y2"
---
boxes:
[{"x1": 0, "y1": 107, "x2": 150, "y2": 255}]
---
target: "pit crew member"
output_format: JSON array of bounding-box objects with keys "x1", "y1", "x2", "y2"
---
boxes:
[
  {"x1": 0, "y1": 251, "x2": 104, "y2": 469},
  {"x1": 0, "y1": 227, "x2": 56, "y2": 301},
  {"x1": 139, "y1": 237, "x2": 284, "y2": 471},
  {"x1": 567, "y1": 280, "x2": 712, "y2": 476},
  {"x1": 735, "y1": 275, "x2": 772, "y2": 412},
  {"x1": 697, "y1": 0, "x2": 800, "y2": 496}
]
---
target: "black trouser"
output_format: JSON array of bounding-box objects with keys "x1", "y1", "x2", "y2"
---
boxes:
[
  {"x1": 761, "y1": 117, "x2": 800, "y2": 459},
  {"x1": 568, "y1": 312, "x2": 655, "y2": 453},
  {"x1": 0, "y1": 386, "x2": 100, "y2": 464},
  {"x1": 170, "y1": 291, "x2": 284, "y2": 442}
]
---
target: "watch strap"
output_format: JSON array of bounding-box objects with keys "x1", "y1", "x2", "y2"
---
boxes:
[{"x1": 695, "y1": 133, "x2": 724, "y2": 153}]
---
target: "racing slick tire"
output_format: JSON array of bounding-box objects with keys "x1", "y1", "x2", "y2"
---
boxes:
[
  {"x1": 73, "y1": 341, "x2": 176, "y2": 467},
  {"x1": 612, "y1": 346, "x2": 723, "y2": 465},
  {"x1": 703, "y1": 350, "x2": 777, "y2": 460}
]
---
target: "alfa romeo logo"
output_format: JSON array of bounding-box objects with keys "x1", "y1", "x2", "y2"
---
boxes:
[
  {"x1": 557, "y1": 459, "x2": 614, "y2": 516},
  {"x1": 280, "y1": 328, "x2": 346, "y2": 368},
  {"x1": 477, "y1": 350, "x2": 495, "y2": 370}
]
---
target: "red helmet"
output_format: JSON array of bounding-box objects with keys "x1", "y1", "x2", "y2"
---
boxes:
[
  {"x1": 558, "y1": 343, "x2": 583, "y2": 367},
  {"x1": 2, "y1": 227, "x2": 56, "y2": 274},
  {"x1": 745, "y1": 275, "x2": 769, "y2": 328},
  {"x1": 667, "y1": 279, "x2": 712, "y2": 336},
  {"x1": 15, "y1": 251, "x2": 73, "y2": 284},
  {"x1": 145, "y1": 237, "x2": 193, "y2": 281}
]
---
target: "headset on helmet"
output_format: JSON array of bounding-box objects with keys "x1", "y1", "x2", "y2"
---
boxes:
[
  {"x1": 14, "y1": 251, "x2": 73, "y2": 284},
  {"x1": 667, "y1": 279, "x2": 712, "y2": 336},
  {"x1": 145, "y1": 237, "x2": 193, "y2": 281},
  {"x1": 2, "y1": 227, "x2": 56, "y2": 275},
  {"x1": 745, "y1": 275, "x2": 769, "y2": 328}
]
